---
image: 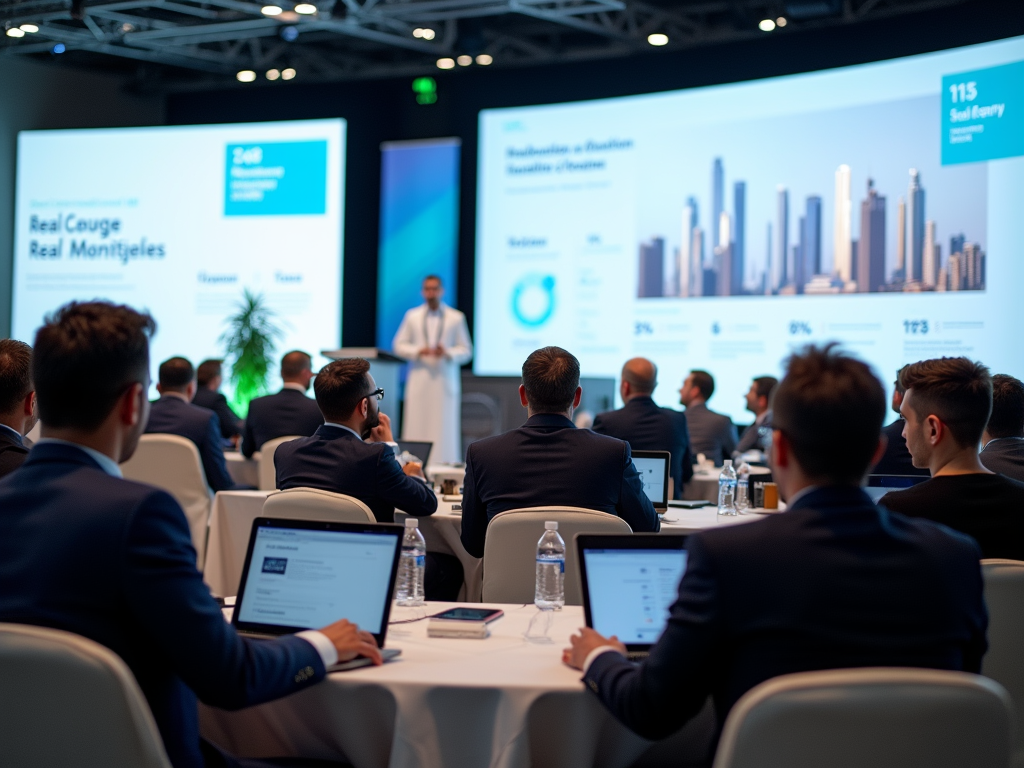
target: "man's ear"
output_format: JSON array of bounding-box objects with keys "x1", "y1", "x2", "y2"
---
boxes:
[
  {"x1": 771, "y1": 429, "x2": 789, "y2": 468},
  {"x1": 572, "y1": 387, "x2": 583, "y2": 409},
  {"x1": 519, "y1": 385, "x2": 529, "y2": 408},
  {"x1": 869, "y1": 434, "x2": 888, "y2": 469},
  {"x1": 23, "y1": 390, "x2": 35, "y2": 417},
  {"x1": 926, "y1": 414, "x2": 944, "y2": 446},
  {"x1": 120, "y1": 382, "x2": 145, "y2": 426}
]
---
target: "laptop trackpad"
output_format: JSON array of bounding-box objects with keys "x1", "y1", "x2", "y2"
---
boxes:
[{"x1": 328, "y1": 647, "x2": 401, "y2": 672}]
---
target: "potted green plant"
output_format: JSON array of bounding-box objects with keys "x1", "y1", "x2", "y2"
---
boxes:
[{"x1": 219, "y1": 289, "x2": 283, "y2": 418}]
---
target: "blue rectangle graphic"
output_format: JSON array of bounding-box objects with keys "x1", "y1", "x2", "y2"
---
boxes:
[
  {"x1": 942, "y1": 60, "x2": 1024, "y2": 165},
  {"x1": 225, "y1": 140, "x2": 328, "y2": 215}
]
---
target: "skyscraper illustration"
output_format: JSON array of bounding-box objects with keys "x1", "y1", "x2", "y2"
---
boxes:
[
  {"x1": 715, "y1": 212, "x2": 732, "y2": 296},
  {"x1": 907, "y1": 169, "x2": 925, "y2": 282},
  {"x1": 765, "y1": 221, "x2": 773, "y2": 295},
  {"x1": 638, "y1": 237, "x2": 665, "y2": 298},
  {"x1": 691, "y1": 227, "x2": 705, "y2": 297},
  {"x1": 923, "y1": 220, "x2": 938, "y2": 288},
  {"x1": 679, "y1": 198, "x2": 698, "y2": 298},
  {"x1": 896, "y1": 197, "x2": 906, "y2": 279},
  {"x1": 794, "y1": 215, "x2": 806, "y2": 292},
  {"x1": 775, "y1": 186, "x2": 789, "y2": 291},
  {"x1": 733, "y1": 181, "x2": 746, "y2": 295},
  {"x1": 803, "y1": 195, "x2": 822, "y2": 285},
  {"x1": 858, "y1": 179, "x2": 886, "y2": 292},
  {"x1": 711, "y1": 158, "x2": 725, "y2": 249},
  {"x1": 834, "y1": 165, "x2": 853, "y2": 282}
]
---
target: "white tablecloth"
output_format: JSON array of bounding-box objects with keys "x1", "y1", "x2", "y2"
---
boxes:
[
  {"x1": 682, "y1": 466, "x2": 771, "y2": 503},
  {"x1": 199, "y1": 602, "x2": 716, "y2": 768},
  {"x1": 205, "y1": 490, "x2": 273, "y2": 597},
  {"x1": 225, "y1": 452, "x2": 259, "y2": 488}
]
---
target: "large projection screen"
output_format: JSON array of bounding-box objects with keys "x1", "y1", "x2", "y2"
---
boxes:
[
  {"x1": 12, "y1": 118, "x2": 345, "y2": 395},
  {"x1": 476, "y1": 37, "x2": 1024, "y2": 421}
]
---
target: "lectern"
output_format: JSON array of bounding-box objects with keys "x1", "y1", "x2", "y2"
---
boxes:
[{"x1": 320, "y1": 349, "x2": 407, "y2": 436}]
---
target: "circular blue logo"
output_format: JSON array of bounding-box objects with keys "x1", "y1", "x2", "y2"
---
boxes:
[{"x1": 512, "y1": 274, "x2": 556, "y2": 328}]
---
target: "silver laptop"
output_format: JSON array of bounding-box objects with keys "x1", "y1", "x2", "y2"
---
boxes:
[
  {"x1": 632, "y1": 450, "x2": 671, "y2": 511},
  {"x1": 397, "y1": 440, "x2": 433, "y2": 467}
]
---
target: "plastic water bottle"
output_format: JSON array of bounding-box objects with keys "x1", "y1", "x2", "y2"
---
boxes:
[
  {"x1": 534, "y1": 521, "x2": 565, "y2": 611},
  {"x1": 395, "y1": 518, "x2": 426, "y2": 606},
  {"x1": 718, "y1": 460, "x2": 738, "y2": 516}
]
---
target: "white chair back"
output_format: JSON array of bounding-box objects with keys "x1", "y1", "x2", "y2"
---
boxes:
[
  {"x1": 257, "y1": 435, "x2": 303, "y2": 491},
  {"x1": 0, "y1": 623, "x2": 173, "y2": 768},
  {"x1": 712, "y1": 667, "x2": 1015, "y2": 768},
  {"x1": 983, "y1": 558, "x2": 1024, "y2": 768},
  {"x1": 482, "y1": 507, "x2": 632, "y2": 605},
  {"x1": 120, "y1": 434, "x2": 211, "y2": 567},
  {"x1": 263, "y1": 487, "x2": 376, "y2": 523}
]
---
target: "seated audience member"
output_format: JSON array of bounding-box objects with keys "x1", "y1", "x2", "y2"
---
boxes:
[
  {"x1": 0, "y1": 339, "x2": 37, "y2": 478},
  {"x1": 873, "y1": 366, "x2": 929, "y2": 476},
  {"x1": 192, "y1": 358, "x2": 243, "y2": 442},
  {"x1": 734, "y1": 375, "x2": 777, "y2": 454},
  {"x1": 592, "y1": 357, "x2": 693, "y2": 499},
  {"x1": 679, "y1": 369, "x2": 738, "y2": 464},
  {"x1": 461, "y1": 346, "x2": 659, "y2": 559},
  {"x1": 880, "y1": 358, "x2": 1024, "y2": 559},
  {"x1": 275, "y1": 358, "x2": 463, "y2": 600},
  {"x1": 242, "y1": 350, "x2": 324, "y2": 457},
  {"x1": 146, "y1": 357, "x2": 241, "y2": 493},
  {"x1": 979, "y1": 374, "x2": 1024, "y2": 482},
  {"x1": 0, "y1": 301, "x2": 382, "y2": 768},
  {"x1": 564, "y1": 344, "x2": 987, "y2": 750}
]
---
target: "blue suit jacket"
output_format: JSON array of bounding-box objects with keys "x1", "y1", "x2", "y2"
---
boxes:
[
  {"x1": 145, "y1": 396, "x2": 238, "y2": 493},
  {"x1": 192, "y1": 387, "x2": 243, "y2": 440},
  {"x1": 583, "y1": 486, "x2": 988, "y2": 744},
  {"x1": 0, "y1": 443, "x2": 325, "y2": 768},
  {"x1": 242, "y1": 389, "x2": 324, "y2": 458},
  {"x1": 460, "y1": 413, "x2": 659, "y2": 558},
  {"x1": 275, "y1": 425, "x2": 438, "y2": 523},
  {"x1": 980, "y1": 437, "x2": 1024, "y2": 483},
  {"x1": 592, "y1": 396, "x2": 694, "y2": 499}
]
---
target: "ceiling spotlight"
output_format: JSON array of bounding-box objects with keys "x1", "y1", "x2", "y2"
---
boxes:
[
  {"x1": 119, "y1": 22, "x2": 135, "y2": 33},
  {"x1": 294, "y1": 2, "x2": 317, "y2": 12},
  {"x1": 261, "y1": 5, "x2": 283, "y2": 15},
  {"x1": 51, "y1": 42, "x2": 65, "y2": 53},
  {"x1": 647, "y1": 33, "x2": 668, "y2": 46},
  {"x1": 6, "y1": 27, "x2": 26, "y2": 37},
  {"x1": 280, "y1": 25, "x2": 298, "y2": 41},
  {"x1": 412, "y1": 27, "x2": 435, "y2": 40},
  {"x1": 457, "y1": 54, "x2": 472, "y2": 66},
  {"x1": 20, "y1": 23, "x2": 39, "y2": 33},
  {"x1": 281, "y1": 67, "x2": 296, "y2": 80},
  {"x1": 436, "y1": 57, "x2": 455, "y2": 69},
  {"x1": 266, "y1": 68, "x2": 280, "y2": 80},
  {"x1": 236, "y1": 70, "x2": 257, "y2": 82},
  {"x1": 758, "y1": 18, "x2": 776, "y2": 31},
  {"x1": 776, "y1": 16, "x2": 787, "y2": 26},
  {"x1": 475, "y1": 53, "x2": 492, "y2": 65}
]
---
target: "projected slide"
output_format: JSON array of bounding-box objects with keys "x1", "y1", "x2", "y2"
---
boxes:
[
  {"x1": 476, "y1": 37, "x2": 1024, "y2": 421},
  {"x1": 12, "y1": 118, "x2": 345, "y2": 395}
]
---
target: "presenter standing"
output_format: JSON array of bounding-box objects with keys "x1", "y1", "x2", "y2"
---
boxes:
[{"x1": 393, "y1": 275, "x2": 473, "y2": 464}]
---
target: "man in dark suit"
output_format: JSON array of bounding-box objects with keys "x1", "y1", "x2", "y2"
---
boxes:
[
  {"x1": 980, "y1": 374, "x2": 1024, "y2": 482},
  {"x1": 242, "y1": 351, "x2": 323, "y2": 458},
  {"x1": 679, "y1": 370, "x2": 737, "y2": 464},
  {"x1": 276, "y1": 357, "x2": 462, "y2": 600},
  {"x1": 146, "y1": 357, "x2": 241, "y2": 493},
  {"x1": 0, "y1": 301, "x2": 382, "y2": 768},
  {"x1": 192, "y1": 359, "x2": 242, "y2": 443},
  {"x1": 734, "y1": 376, "x2": 777, "y2": 454},
  {"x1": 461, "y1": 346, "x2": 659, "y2": 559},
  {"x1": 0, "y1": 339, "x2": 37, "y2": 479},
  {"x1": 564, "y1": 344, "x2": 987, "y2": 750},
  {"x1": 592, "y1": 357, "x2": 693, "y2": 499},
  {"x1": 873, "y1": 366, "x2": 929, "y2": 476}
]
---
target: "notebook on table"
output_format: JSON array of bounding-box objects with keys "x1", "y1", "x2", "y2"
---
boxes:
[{"x1": 631, "y1": 450, "x2": 671, "y2": 512}]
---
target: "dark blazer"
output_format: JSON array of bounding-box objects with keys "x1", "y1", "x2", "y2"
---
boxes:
[
  {"x1": 0, "y1": 426, "x2": 28, "y2": 479},
  {"x1": 873, "y1": 419, "x2": 929, "y2": 476},
  {"x1": 0, "y1": 443, "x2": 325, "y2": 768},
  {"x1": 460, "y1": 413, "x2": 659, "y2": 558},
  {"x1": 683, "y1": 402, "x2": 738, "y2": 464},
  {"x1": 192, "y1": 387, "x2": 242, "y2": 440},
  {"x1": 980, "y1": 437, "x2": 1024, "y2": 483},
  {"x1": 242, "y1": 389, "x2": 323, "y2": 458},
  {"x1": 145, "y1": 396, "x2": 237, "y2": 493},
  {"x1": 593, "y1": 397, "x2": 693, "y2": 499},
  {"x1": 275, "y1": 424, "x2": 437, "y2": 523},
  {"x1": 584, "y1": 486, "x2": 987, "y2": 743}
]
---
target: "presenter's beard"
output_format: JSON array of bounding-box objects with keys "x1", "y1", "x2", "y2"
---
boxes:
[{"x1": 360, "y1": 410, "x2": 381, "y2": 440}]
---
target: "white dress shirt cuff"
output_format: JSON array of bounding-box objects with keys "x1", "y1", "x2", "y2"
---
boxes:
[
  {"x1": 583, "y1": 645, "x2": 624, "y2": 674},
  {"x1": 295, "y1": 630, "x2": 339, "y2": 669}
]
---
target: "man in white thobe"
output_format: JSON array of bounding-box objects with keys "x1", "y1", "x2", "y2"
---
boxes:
[{"x1": 392, "y1": 275, "x2": 473, "y2": 464}]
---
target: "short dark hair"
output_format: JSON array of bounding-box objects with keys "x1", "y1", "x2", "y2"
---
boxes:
[
  {"x1": 423, "y1": 274, "x2": 442, "y2": 286},
  {"x1": 158, "y1": 357, "x2": 194, "y2": 390},
  {"x1": 33, "y1": 301, "x2": 155, "y2": 431},
  {"x1": 313, "y1": 358, "x2": 371, "y2": 421},
  {"x1": 772, "y1": 344, "x2": 886, "y2": 485},
  {"x1": 0, "y1": 339, "x2": 33, "y2": 414},
  {"x1": 522, "y1": 347, "x2": 580, "y2": 413},
  {"x1": 689, "y1": 370, "x2": 715, "y2": 400},
  {"x1": 196, "y1": 359, "x2": 223, "y2": 387},
  {"x1": 281, "y1": 350, "x2": 312, "y2": 380},
  {"x1": 900, "y1": 357, "x2": 992, "y2": 449},
  {"x1": 752, "y1": 376, "x2": 778, "y2": 401},
  {"x1": 988, "y1": 375, "x2": 1024, "y2": 439},
  {"x1": 894, "y1": 365, "x2": 909, "y2": 396}
]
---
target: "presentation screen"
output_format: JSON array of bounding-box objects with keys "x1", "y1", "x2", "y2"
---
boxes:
[
  {"x1": 12, "y1": 118, "x2": 345, "y2": 396},
  {"x1": 476, "y1": 37, "x2": 1024, "y2": 421}
]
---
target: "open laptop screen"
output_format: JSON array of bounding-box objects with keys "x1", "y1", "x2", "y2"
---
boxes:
[
  {"x1": 864, "y1": 474, "x2": 930, "y2": 503},
  {"x1": 632, "y1": 450, "x2": 670, "y2": 509}
]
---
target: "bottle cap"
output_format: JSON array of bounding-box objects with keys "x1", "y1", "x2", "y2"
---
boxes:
[
  {"x1": 404, "y1": 518, "x2": 419, "y2": 528},
  {"x1": 544, "y1": 521, "x2": 558, "y2": 530},
  {"x1": 723, "y1": 459, "x2": 733, "y2": 468}
]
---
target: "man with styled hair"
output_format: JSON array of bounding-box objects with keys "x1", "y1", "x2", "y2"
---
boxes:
[
  {"x1": 564, "y1": 345, "x2": 986, "y2": 754},
  {"x1": 192, "y1": 358, "x2": 243, "y2": 441},
  {"x1": 0, "y1": 339, "x2": 37, "y2": 478},
  {"x1": 593, "y1": 357, "x2": 693, "y2": 498},
  {"x1": 735, "y1": 375, "x2": 778, "y2": 454},
  {"x1": 873, "y1": 365, "x2": 930, "y2": 476},
  {"x1": 460, "y1": 346, "x2": 658, "y2": 558},
  {"x1": 979, "y1": 373, "x2": 1024, "y2": 482},
  {"x1": 241, "y1": 350, "x2": 324, "y2": 457},
  {"x1": 0, "y1": 301, "x2": 382, "y2": 768},
  {"x1": 678, "y1": 369, "x2": 737, "y2": 463},
  {"x1": 880, "y1": 357, "x2": 1024, "y2": 559}
]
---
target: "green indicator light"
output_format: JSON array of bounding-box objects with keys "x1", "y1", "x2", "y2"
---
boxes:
[{"x1": 412, "y1": 77, "x2": 437, "y2": 104}]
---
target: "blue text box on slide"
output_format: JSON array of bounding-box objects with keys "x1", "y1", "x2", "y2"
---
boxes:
[
  {"x1": 942, "y1": 60, "x2": 1024, "y2": 165},
  {"x1": 224, "y1": 140, "x2": 328, "y2": 215}
]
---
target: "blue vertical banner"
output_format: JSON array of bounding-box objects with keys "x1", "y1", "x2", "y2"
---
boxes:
[{"x1": 377, "y1": 138, "x2": 461, "y2": 349}]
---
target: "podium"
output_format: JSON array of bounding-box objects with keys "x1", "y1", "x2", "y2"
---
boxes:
[{"x1": 321, "y1": 348, "x2": 406, "y2": 436}]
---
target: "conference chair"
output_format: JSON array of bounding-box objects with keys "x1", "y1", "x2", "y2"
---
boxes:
[
  {"x1": 482, "y1": 507, "x2": 632, "y2": 605},
  {"x1": 263, "y1": 487, "x2": 376, "y2": 523},
  {"x1": 983, "y1": 558, "x2": 1024, "y2": 768},
  {"x1": 256, "y1": 435, "x2": 303, "y2": 491},
  {"x1": 0, "y1": 623, "x2": 173, "y2": 768},
  {"x1": 120, "y1": 434, "x2": 211, "y2": 568},
  {"x1": 712, "y1": 668, "x2": 1014, "y2": 768}
]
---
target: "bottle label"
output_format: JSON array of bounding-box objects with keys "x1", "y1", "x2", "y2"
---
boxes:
[
  {"x1": 415, "y1": 555, "x2": 425, "y2": 567},
  {"x1": 537, "y1": 557, "x2": 565, "y2": 573}
]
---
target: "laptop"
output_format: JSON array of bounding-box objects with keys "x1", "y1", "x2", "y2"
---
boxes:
[
  {"x1": 864, "y1": 474, "x2": 930, "y2": 503},
  {"x1": 397, "y1": 440, "x2": 433, "y2": 467},
  {"x1": 577, "y1": 533, "x2": 689, "y2": 660},
  {"x1": 232, "y1": 517, "x2": 404, "y2": 670},
  {"x1": 631, "y1": 450, "x2": 670, "y2": 512}
]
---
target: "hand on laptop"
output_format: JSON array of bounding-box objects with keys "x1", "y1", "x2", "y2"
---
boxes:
[
  {"x1": 403, "y1": 462, "x2": 425, "y2": 479},
  {"x1": 319, "y1": 619, "x2": 383, "y2": 666},
  {"x1": 562, "y1": 627, "x2": 627, "y2": 671},
  {"x1": 367, "y1": 412, "x2": 395, "y2": 444}
]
